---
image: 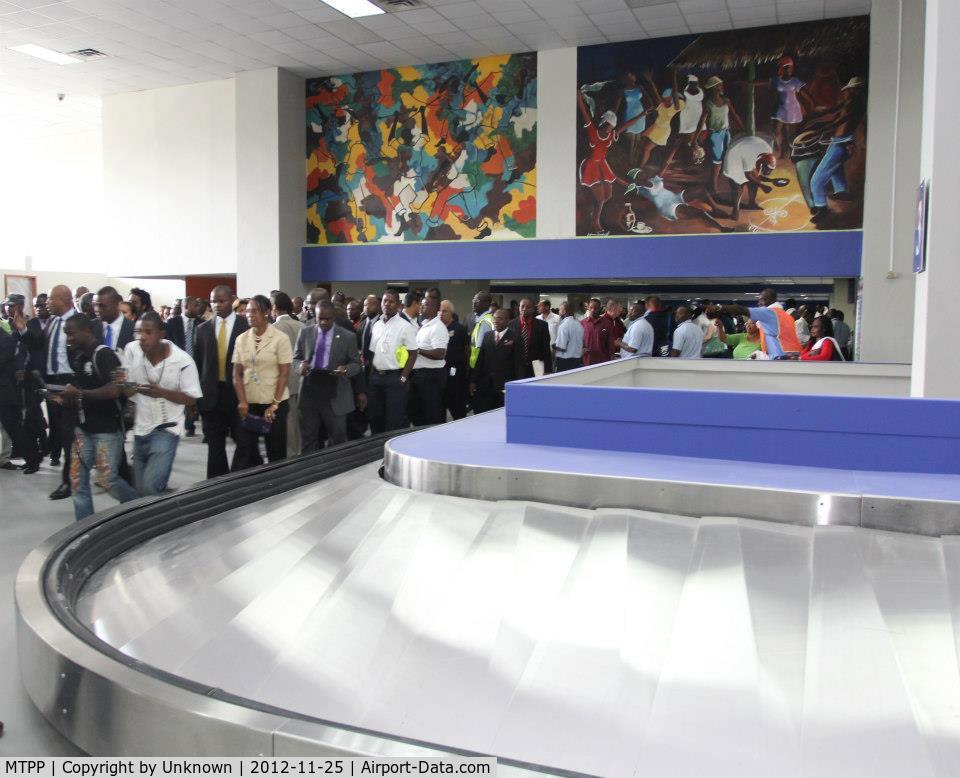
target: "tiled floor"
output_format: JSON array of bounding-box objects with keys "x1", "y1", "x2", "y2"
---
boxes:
[{"x1": 0, "y1": 435, "x2": 212, "y2": 756}]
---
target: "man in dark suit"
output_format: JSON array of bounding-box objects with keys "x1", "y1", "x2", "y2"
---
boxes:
[
  {"x1": 165, "y1": 296, "x2": 202, "y2": 354},
  {"x1": 505, "y1": 297, "x2": 553, "y2": 379},
  {"x1": 94, "y1": 286, "x2": 135, "y2": 352},
  {"x1": 470, "y1": 309, "x2": 516, "y2": 413},
  {"x1": 0, "y1": 324, "x2": 27, "y2": 469},
  {"x1": 43, "y1": 284, "x2": 102, "y2": 498},
  {"x1": 346, "y1": 294, "x2": 380, "y2": 440},
  {"x1": 295, "y1": 301, "x2": 361, "y2": 451},
  {"x1": 6, "y1": 294, "x2": 45, "y2": 473},
  {"x1": 193, "y1": 284, "x2": 248, "y2": 478},
  {"x1": 165, "y1": 295, "x2": 203, "y2": 435},
  {"x1": 441, "y1": 299, "x2": 470, "y2": 420}
]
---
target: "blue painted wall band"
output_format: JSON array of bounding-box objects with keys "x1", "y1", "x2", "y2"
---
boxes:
[{"x1": 302, "y1": 231, "x2": 863, "y2": 282}]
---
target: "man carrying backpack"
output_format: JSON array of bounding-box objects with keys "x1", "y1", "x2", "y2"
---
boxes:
[{"x1": 53, "y1": 315, "x2": 137, "y2": 520}]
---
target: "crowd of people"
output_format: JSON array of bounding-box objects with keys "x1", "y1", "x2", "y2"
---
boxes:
[{"x1": 0, "y1": 281, "x2": 852, "y2": 521}]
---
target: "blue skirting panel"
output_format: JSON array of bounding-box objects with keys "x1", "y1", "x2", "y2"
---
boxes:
[
  {"x1": 302, "y1": 231, "x2": 862, "y2": 281},
  {"x1": 506, "y1": 383, "x2": 960, "y2": 475}
]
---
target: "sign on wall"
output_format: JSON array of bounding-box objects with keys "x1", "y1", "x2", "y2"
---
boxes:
[
  {"x1": 306, "y1": 53, "x2": 537, "y2": 245},
  {"x1": 575, "y1": 17, "x2": 869, "y2": 237}
]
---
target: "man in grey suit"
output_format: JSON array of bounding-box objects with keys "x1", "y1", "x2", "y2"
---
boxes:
[
  {"x1": 294, "y1": 300, "x2": 361, "y2": 452},
  {"x1": 271, "y1": 291, "x2": 305, "y2": 457}
]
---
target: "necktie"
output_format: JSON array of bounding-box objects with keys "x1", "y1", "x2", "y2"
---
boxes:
[
  {"x1": 217, "y1": 318, "x2": 228, "y2": 381},
  {"x1": 104, "y1": 323, "x2": 113, "y2": 349},
  {"x1": 50, "y1": 317, "x2": 62, "y2": 374},
  {"x1": 185, "y1": 318, "x2": 194, "y2": 355},
  {"x1": 313, "y1": 328, "x2": 327, "y2": 370},
  {"x1": 521, "y1": 320, "x2": 530, "y2": 358}
]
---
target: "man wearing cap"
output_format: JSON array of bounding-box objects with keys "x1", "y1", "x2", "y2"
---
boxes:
[
  {"x1": 698, "y1": 76, "x2": 745, "y2": 195},
  {"x1": 659, "y1": 74, "x2": 704, "y2": 174},
  {"x1": 809, "y1": 77, "x2": 866, "y2": 225}
]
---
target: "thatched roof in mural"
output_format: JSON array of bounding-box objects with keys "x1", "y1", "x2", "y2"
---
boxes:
[{"x1": 670, "y1": 17, "x2": 869, "y2": 71}]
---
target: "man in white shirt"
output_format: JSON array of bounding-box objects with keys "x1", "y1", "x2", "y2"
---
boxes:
[
  {"x1": 795, "y1": 307, "x2": 812, "y2": 346},
  {"x1": 618, "y1": 314, "x2": 655, "y2": 357},
  {"x1": 408, "y1": 296, "x2": 449, "y2": 426},
  {"x1": 121, "y1": 312, "x2": 202, "y2": 495},
  {"x1": 367, "y1": 289, "x2": 418, "y2": 432},
  {"x1": 670, "y1": 306, "x2": 702, "y2": 359},
  {"x1": 537, "y1": 299, "x2": 561, "y2": 346},
  {"x1": 553, "y1": 302, "x2": 584, "y2": 371}
]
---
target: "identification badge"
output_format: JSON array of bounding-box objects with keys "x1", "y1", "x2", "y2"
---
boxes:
[{"x1": 449, "y1": 367, "x2": 456, "y2": 377}]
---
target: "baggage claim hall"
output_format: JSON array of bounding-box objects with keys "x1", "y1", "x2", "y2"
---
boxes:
[{"x1": 3, "y1": 0, "x2": 960, "y2": 775}]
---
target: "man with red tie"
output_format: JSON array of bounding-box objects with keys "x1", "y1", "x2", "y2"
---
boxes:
[{"x1": 504, "y1": 297, "x2": 553, "y2": 380}]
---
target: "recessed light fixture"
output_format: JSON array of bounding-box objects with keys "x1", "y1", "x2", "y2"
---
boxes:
[
  {"x1": 10, "y1": 44, "x2": 83, "y2": 64},
  {"x1": 318, "y1": 0, "x2": 385, "y2": 18}
]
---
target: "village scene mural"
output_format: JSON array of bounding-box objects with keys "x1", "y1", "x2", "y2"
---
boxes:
[
  {"x1": 576, "y1": 18, "x2": 869, "y2": 237},
  {"x1": 306, "y1": 53, "x2": 537, "y2": 244}
]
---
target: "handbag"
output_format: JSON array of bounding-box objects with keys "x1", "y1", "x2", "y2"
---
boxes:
[
  {"x1": 240, "y1": 414, "x2": 272, "y2": 435},
  {"x1": 702, "y1": 335, "x2": 728, "y2": 356}
]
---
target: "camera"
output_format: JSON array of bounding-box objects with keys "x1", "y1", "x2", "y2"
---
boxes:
[{"x1": 57, "y1": 93, "x2": 65, "y2": 101}]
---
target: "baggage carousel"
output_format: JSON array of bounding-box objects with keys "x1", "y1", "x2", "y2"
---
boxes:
[{"x1": 16, "y1": 417, "x2": 960, "y2": 776}]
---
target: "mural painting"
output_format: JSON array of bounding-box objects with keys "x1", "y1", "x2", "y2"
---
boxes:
[
  {"x1": 576, "y1": 18, "x2": 869, "y2": 237},
  {"x1": 306, "y1": 53, "x2": 537, "y2": 244}
]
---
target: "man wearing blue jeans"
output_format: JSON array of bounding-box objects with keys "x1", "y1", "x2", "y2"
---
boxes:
[
  {"x1": 121, "y1": 312, "x2": 202, "y2": 495},
  {"x1": 56, "y1": 315, "x2": 137, "y2": 521}
]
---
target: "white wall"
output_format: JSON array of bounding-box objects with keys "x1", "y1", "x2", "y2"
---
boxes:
[
  {"x1": 0, "y1": 124, "x2": 184, "y2": 306},
  {"x1": 910, "y1": 0, "x2": 960, "y2": 398},
  {"x1": 0, "y1": 129, "x2": 104, "y2": 273},
  {"x1": 857, "y1": 0, "x2": 924, "y2": 362},
  {"x1": 102, "y1": 78, "x2": 238, "y2": 278}
]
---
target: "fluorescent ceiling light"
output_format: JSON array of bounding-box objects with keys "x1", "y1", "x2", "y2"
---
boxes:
[
  {"x1": 318, "y1": 0, "x2": 385, "y2": 18},
  {"x1": 10, "y1": 44, "x2": 83, "y2": 65}
]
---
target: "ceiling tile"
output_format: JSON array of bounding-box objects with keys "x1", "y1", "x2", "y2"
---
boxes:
[
  {"x1": 577, "y1": 0, "x2": 630, "y2": 11},
  {"x1": 255, "y1": 11, "x2": 308, "y2": 29},
  {"x1": 319, "y1": 18, "x2": 385, "y2": 44},
  {"x1": 496, "y1": 6, "x2": 539, "y2": 23}
]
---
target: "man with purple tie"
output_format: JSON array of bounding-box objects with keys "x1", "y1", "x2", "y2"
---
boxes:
[{"x1": 294, "y1": 300, "x2": 361, "y2": 452}]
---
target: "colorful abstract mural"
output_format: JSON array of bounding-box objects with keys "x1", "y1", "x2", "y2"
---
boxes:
[
  {"x1": 576, "y1": 18, "x2": 869, "y2": 237},
  {"x1": 306, "y1": 53, "x2": 537, "y2": 244}
]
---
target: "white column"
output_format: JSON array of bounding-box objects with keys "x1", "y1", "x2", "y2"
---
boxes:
[
  {"x1": 536, "y1": 48, "x2": 577, "y2": 240},
  {"x1": 910, "y1": 0, "x2": 960, "y2": 398},
  {"x1": 235, "y1": 68, "x2": 306, "y2": 298},
  {"x1": 856, "y1": 0, "x2": 924, "y2": 363}
]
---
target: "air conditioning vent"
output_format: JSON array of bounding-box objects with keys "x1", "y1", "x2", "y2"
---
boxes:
[
  {"x1": 382, "y1": 0, "x2": 420, "y2": 7},
  {"x1": 68, "y1": 48, "x2": 108, "y2": 58}
]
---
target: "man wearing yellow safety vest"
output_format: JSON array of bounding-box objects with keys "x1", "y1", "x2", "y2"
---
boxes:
[
  {"x1": 469, "y1": 292, "x2": 496, "y2": 370},
  {"x1": 367, "y1": 289, "x2": 419, "y2": 432}
]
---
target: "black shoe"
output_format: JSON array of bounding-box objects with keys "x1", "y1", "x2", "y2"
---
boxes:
[
  {"x1": 49, "y1": 483, "x2": 71, "y2": 500},
  {"x1": 22, "y1": 465, "x2": 39, "y2": 475},
  {"x1": 185, "y1": 429, "x2": 196, "y2": 438},
  {"x1": 50, "y1": 457, "x2": 60, "y2": 467},
  {"x1": 0, "y1": 462, "x2": 16, "y2": 470}
]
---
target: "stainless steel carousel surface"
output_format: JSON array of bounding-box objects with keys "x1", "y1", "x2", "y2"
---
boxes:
[{"x1": 64, "y1": 461, "x2": 960, "y2": 777}]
